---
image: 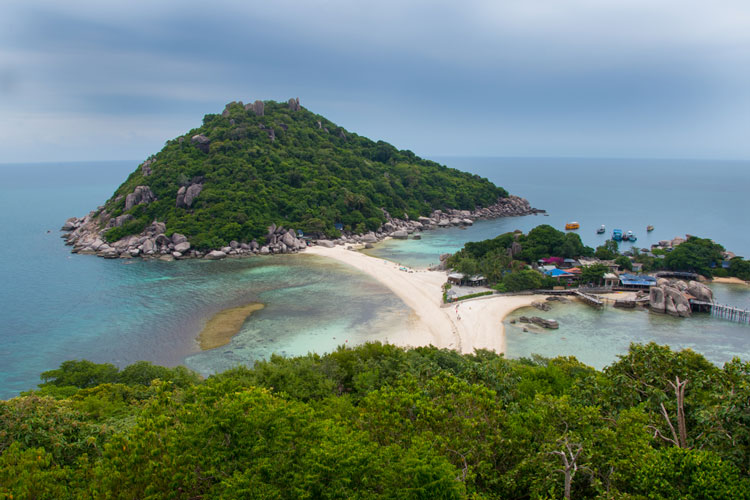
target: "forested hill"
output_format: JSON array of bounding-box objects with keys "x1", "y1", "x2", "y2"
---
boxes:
[{"x1": 94, "y1": 98, "x2": 507, "y2": 249}]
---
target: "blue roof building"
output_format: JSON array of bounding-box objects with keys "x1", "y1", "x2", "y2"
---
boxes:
[{"x1": 619, "y1": 273, "x2": 657, "y2": 288}]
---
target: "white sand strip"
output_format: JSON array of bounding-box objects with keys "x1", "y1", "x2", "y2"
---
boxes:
[{"x1": 304, "y1": 245, "x2": 545, "y2": 354}]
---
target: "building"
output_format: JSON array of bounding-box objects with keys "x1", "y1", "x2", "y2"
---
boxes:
[
  {"x1": 619, "y1": 273, "x2": 657, "y2": 289},
  {"x1": 603, "y1": 273, "x2": 619, "y2": 288}
]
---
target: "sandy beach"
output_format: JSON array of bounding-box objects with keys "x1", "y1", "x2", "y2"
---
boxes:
[
  {"x1": 305, "y1": 245, "x2": 544, "y2": 354},
  {"x1": 712, "y1": 277, "x2": 749, "y2": 286}
]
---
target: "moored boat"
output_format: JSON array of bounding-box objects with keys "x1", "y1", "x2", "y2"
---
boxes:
[
  {"x1": 612, "y1": 228, "x2": 623, "y2": 241},
  {"x1": 647, "y1": 225, "x2": 654, "y2": 232},
  {"x1": 596, "y1": 225, "x2": 605, "y2": 234},
  {"x1": 565, "y1": 221, "x2": 580, "y2": 230},
  {"x1": 626, "y1": 230, "x2": 637, "y2": 242}
]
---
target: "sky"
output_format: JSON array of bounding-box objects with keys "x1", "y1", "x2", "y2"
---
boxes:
[{"x1": 2, "y1": 0, "x2": 750, "y2": 162}]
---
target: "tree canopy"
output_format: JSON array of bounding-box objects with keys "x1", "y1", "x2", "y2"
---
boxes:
[{"x1": 3, "y1": 342, "x2": 748, "y2": 499}]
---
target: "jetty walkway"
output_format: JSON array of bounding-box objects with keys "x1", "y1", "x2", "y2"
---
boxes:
[{"x1": 691, "y1": 301, "x2": 750, "y2": 325}]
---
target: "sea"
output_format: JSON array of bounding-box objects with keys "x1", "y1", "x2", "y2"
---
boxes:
[{"x1": 1, "y1": 158, "x2": 748, "y2": 398}]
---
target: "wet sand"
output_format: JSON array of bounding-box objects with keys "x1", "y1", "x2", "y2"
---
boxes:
[{"x1": 197, "y1": 303, "x2": 265, "y2": 350}]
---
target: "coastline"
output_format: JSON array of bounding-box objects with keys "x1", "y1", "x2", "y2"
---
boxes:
[
  {"x1": 304, "y1": 245, "x2": 545, "y2": 354},
  {"x1": 712, "y1": 277, "x2": 749, "y2": 286}
]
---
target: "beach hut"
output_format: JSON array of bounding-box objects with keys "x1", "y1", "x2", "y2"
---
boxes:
[
  {"x1": 603, "y1": 273, "x2": 619, "y2": 289},
  {"x1": 467, "y1": 275, "x2": 487, "y2": 287},
  {"x1": 447, "y1": 273, "x2": 465, "y2": 286}
]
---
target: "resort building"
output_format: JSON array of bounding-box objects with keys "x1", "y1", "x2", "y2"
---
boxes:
[{"x1": 618, "y1": 273, "x2": 657, "y2": 289}]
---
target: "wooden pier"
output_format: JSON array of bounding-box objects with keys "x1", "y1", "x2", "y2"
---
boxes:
[
  {"x1": 691, "y1": 300, "x2": 750, "y2": 325},
  {"x1": 575, "y1": 290, "x2": 603, "y2": 308}
]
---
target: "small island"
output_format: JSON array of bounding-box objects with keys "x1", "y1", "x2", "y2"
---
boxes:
[{"x1": 60, "y1": 98, "x2": 540, "y2": 260}]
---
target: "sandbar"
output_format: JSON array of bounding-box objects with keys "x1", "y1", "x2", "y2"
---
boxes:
[
  {"x1": 711, "y1": 277, "x2": 749, "y2": 286},
  {"x1": 305, "y1": 245, "x2": 545, "y2": 354},
  {"x1": 197, "y1": 302, "x2": 264, "y2": 350}
]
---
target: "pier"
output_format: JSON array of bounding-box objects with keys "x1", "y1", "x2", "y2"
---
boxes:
[
  {"x1": 575, "y1": 290, "x2": 603, "y2": 308},
  {"x1": 691, "y1": 300, "x2": 750, "y2": 325}
]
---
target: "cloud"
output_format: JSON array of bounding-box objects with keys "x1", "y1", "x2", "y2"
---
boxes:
[{"x1": 1, "y1": 0, "x2": 749, "y2": 161}]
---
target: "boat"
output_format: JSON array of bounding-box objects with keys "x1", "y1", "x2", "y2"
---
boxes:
[
  {"x1": 612, "y1": 229, "x2": 623, "y2": 241},
  {"x1": 626, "y1": 230, "x2": 637, "y2": 242},
  {"x1": 596, "y1": 225, "x2": 605, "y2": 234},
  {"x1": 565, "y1": 222, "x2": 580, "y2": 230},
  {"x1": 647, "y1": 225, "x2": 654, "y2": 232}
]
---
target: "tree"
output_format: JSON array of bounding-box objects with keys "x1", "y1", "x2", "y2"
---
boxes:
[
  {"x1": 580, "y1": 264, "x2": 608, "y2": 286},
  {"x1": 614, "y1": 255, "x2": 632, "y2": 271}
]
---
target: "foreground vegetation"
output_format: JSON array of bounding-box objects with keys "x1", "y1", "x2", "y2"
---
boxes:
[
  {"x1": 102, "y1": 100, "x2": 507, "y2": 248},
  {"x1": 2, "y1": 343, "x2": 748, "y2": 499}
]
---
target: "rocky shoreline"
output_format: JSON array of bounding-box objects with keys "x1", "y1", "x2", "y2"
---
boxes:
[{"x1": 61, "y1": 195, "x2": 543, "y2": 261}]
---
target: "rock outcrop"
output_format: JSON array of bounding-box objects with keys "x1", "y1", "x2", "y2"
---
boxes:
[
  {"x1": 649, "y1": 278, "x2": 699, "y2": 318},
  {"x1": 191, "y1": 134, "x2": 210, "y2": 153},
  {"x1": 288, "y1": 97, "x2": 300, "y2": 111},
  {"x1": 687, "y1": 280, "x2": 713, "y2": 302},
  {"x1": 519, "y1": 316, "x2": 559, "y2": 329},
  {"x1": 124, "y1": 186, "x2": 156, "y2": 211},
  {"x1": 245, "y1": 100, "x2": 264, "y2": 116},
  {"x1": 176, "y1": 183, "x2": 203, "y2": 209}
]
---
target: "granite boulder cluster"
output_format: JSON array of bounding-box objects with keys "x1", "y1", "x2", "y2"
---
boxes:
[
  {"x1": 649, "y1": 278, "x2": 714, "y2": 317},
  {"x1": 313, "y1": 195, "x2": 542, "y2": 249}
]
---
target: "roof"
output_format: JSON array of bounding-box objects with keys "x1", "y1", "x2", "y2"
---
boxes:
[
  {"x1": 563, "y1": 258, "x2": 577, "y2": 263},
  {"x1": 468, "y1": 275, "x2": 486, "y2": 281},
  {"x1": 566, "y1": 267, "x2": 582, "y2": 274},
  {"x1": 448, "y1": 273, "x2": 465, "y2": 280},
  {"x1": 545, "y1": 268, "x2": 575, "y2": 277},
  {"x1": 619, "y1": 273, "x2": 657, "y2": 286},
  {"x1": 603, "y1": 273, "x2": 618, "y2": 279},
  {"x1": 540, "y1": 265, "x2": 557, "y2": 272}
]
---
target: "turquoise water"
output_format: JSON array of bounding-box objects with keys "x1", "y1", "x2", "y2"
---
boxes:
[
  {"x1": 367, "y1": 157, "x2": 750, "y2": 268},
  {"x1": 0, "y1": 162, "x2": 408, "y2": 399},
  {"x1": 505, "y1": 283, "x2": 750, "y2": 369},
  {"x1": 1, "y1": 158, "x2": 748, "y2": 398}
]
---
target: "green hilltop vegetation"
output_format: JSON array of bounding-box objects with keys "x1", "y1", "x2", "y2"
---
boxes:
[
  {"x1": 102, "y1": 99, "x2": 507, "y2": 249},
  {"x1": 2, "y1": 343, "x2": 749, "y2": 498}
]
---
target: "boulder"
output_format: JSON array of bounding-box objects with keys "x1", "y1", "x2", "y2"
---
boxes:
[
  {"x1": 230, "y1": 240, "x2": 239, "y2": 249},
  {"x1": 149, "y1": 221, "x2": 167, "y2": 235},
  {"x1": 140, "y1": 158, "x2": 154, "y2": 177},
  {"x1": 177, "y1": 183, "x2": 203, "y2": 208},
  {"x1": 437, "y1": 219, "x2": 450, "y2": 227},
  {"x1": 259, "y1": 246, "x2": 270, "y2": 255},
  {"x1": 111, "y1": 214, "x2": 134, "y2": 228},
  {"x1": 174, "y1": 242, "x2": 191, "y2": 253},
  {"x1": 461, "y1": 219, "x2": 473, "y2": 226},
  {"x1": 172, "y1": 251, "x2": 182, "y2": 258},
  {"x1": 204, "y1": 250, "x2": 227, "y2": 260},
  {"x1": 688, "y1": 281, "x2": 713, "y2": 302},
  {"x1": 124, "y1": 186, "x2": 156, "y2": 211},
  {"x1": 142, "y1": 238, "x2": 157, "y2": 254},
  {"x1": 392, "y1": 230, "x2": 408, "y2": 239},
  {"x1": 362, "y1": 233, "x2": 377, "y2": 243},
  {"x1": 155, "y1": 234, "x2": 171, "y2": 246},
  {"x1": 531, "y1": 301, "x2": 551, "y2": 311},
  {"x1": 171, "y1": 233, "x2": 188, "y2": 245},
  {"x1": 649, "y1": 286, "x2": 666, "y2": 313},
  {"x1": 191, "y1": 134, "x2": 211, "y2": 153},
  {"x1": 664, "y1": 287, "x2": 691, "y2": 317},
  {"x1": 317, "y1": 240, "x2": 335, "y2": 248},
  {"x1": 61, "y1": 218, "x2": 78, "y2": 231},
  {"x1": 282, "y1": 231, "x2": 297, "y2": 248}
]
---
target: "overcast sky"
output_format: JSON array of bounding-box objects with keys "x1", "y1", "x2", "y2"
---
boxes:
[{"x1": 2, "y1": 1, "x2": 750, "y2": 162}]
